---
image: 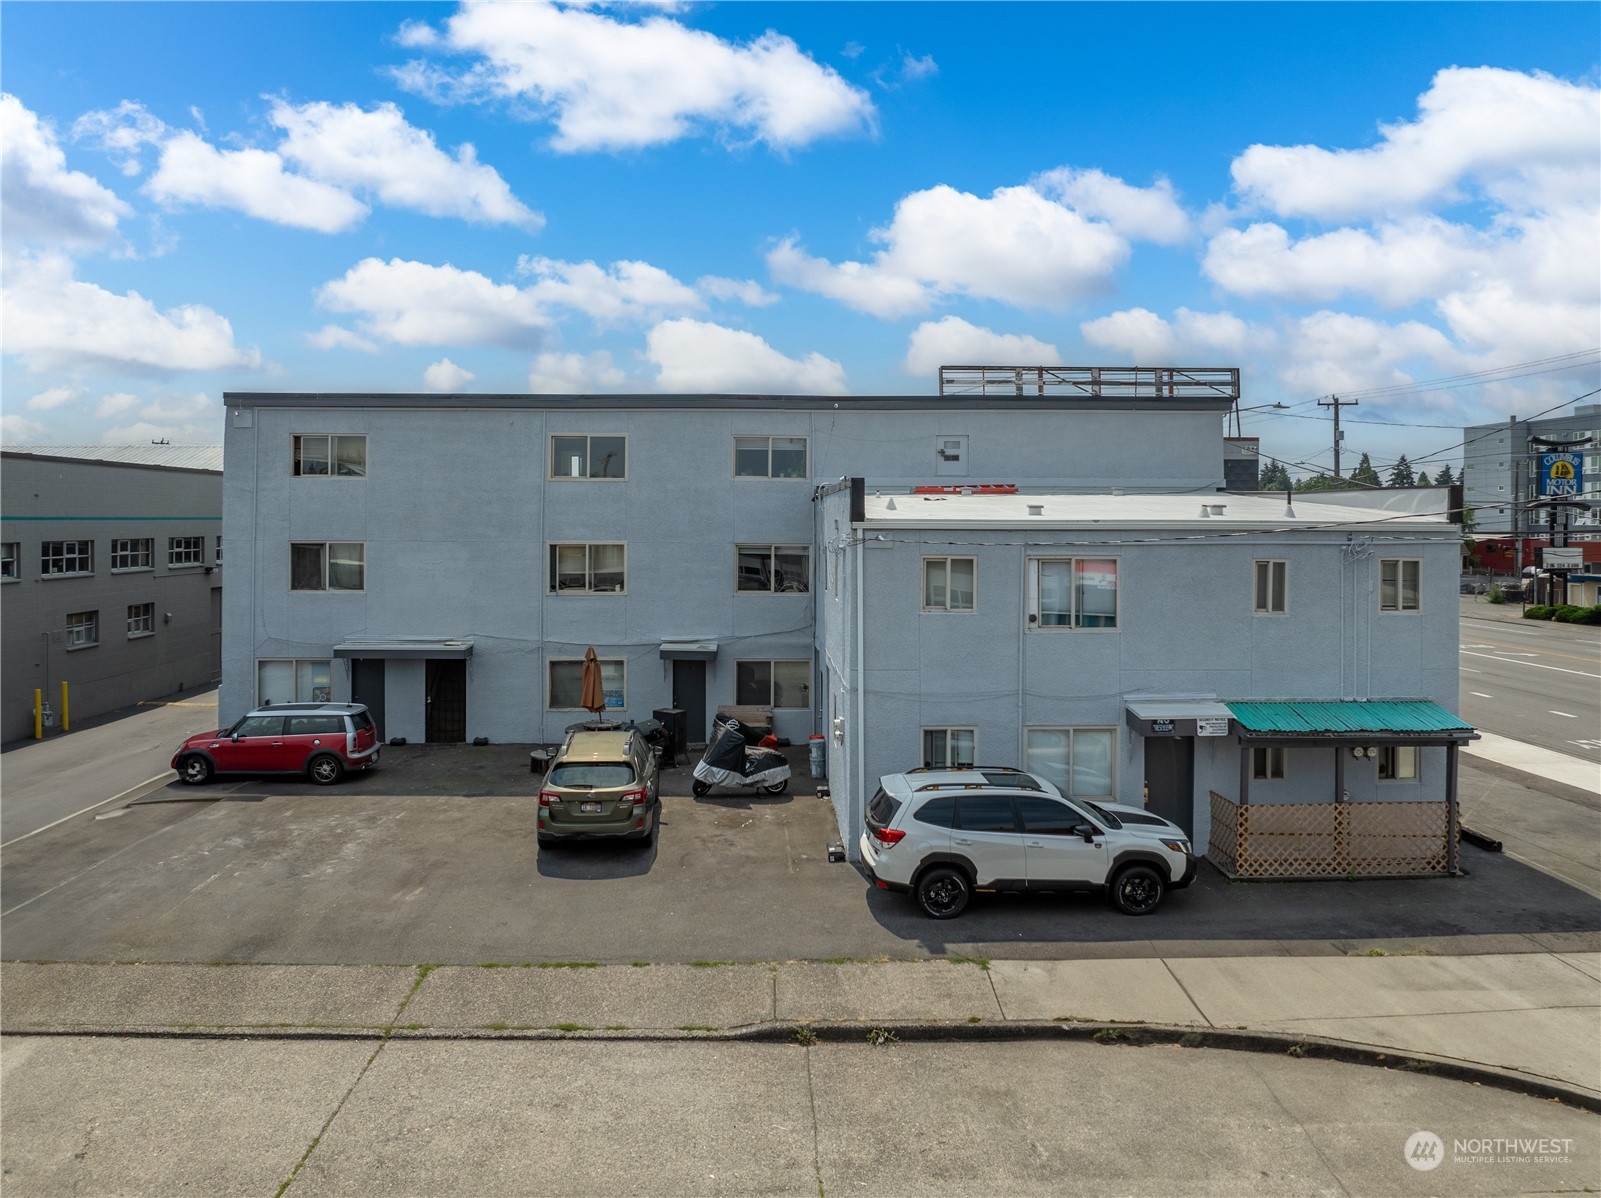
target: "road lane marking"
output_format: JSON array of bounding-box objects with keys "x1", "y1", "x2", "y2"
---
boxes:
[
  {"x1": 1459, "y1": 650, "x2": 1601, "y2": 678},
  {"x1": 1550, "y1": 711, "x2": 1577, "y2": 718},
  {"x1": 1469, "y1": 692, "x2": 1493, "y2": 698},
  {"x1": 0, "y1": 772, "x2": 173, "y2": 849},
  {"x1": 1460, "y1": 668, "x2": 1481, "y2": 674}
]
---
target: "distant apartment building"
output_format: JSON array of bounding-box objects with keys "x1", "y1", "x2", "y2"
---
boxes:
[
  {"x1": 1462, "y1": 403, "x2": 1601, "y2": 535},
  {"x1": 2, "y1": 446, "x2": 223, "y2": 743}
]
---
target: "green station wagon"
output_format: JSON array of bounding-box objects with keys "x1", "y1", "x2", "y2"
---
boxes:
[{"x1": 537, "y1": 727, "x2": 661, "y2": 848}]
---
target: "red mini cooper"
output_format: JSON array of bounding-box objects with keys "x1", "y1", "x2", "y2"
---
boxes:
[{"x1": 172, "y1": 702, "x2": 381, "y2": 786}]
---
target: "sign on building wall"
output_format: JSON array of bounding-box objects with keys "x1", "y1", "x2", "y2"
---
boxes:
[
  {"x1": 1196, "y1": 717, "x2": 1230, "y2": 737},
  {"x1": 1540, "y1": 453, "x2": 1583, "y2": 497}
]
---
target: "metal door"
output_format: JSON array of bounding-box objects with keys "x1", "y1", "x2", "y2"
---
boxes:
[
  {"x1": 672, "y1": 661, "x2": 706, "y2": 746},
  {"x1": 1143, "y1": 737, "x2": 1195, "y2": 835},
  {"x1": 425, "y1": 659, "x2": 466, "y2": 743},
  {"x1": 351, "y1": 658, "x2": 386, "y2": 742}
]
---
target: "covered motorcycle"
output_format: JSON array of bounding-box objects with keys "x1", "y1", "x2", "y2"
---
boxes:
[{"x1": 691, "y1": 718, "x2": 790, "y2": 796}]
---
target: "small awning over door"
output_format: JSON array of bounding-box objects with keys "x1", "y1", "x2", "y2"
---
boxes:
[
  {"x1": 659, "y1": 641, "x2": 718, "y2": 661},
  {"x1": 1125, "y1": 698, "x2": 1235, "y2": 737},
  {"x1": 333, "y1": 636, "x2": 473, "y2": 660}
]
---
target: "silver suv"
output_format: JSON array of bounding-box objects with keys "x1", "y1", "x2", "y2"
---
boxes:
[{"x1": 859, "y1": 766, "x2": 1195, "y2": 918}]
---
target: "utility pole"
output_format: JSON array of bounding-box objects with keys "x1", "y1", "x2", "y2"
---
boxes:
[{"x1": 1318, "y1": 394, "x2": 1359, "y2": 478}]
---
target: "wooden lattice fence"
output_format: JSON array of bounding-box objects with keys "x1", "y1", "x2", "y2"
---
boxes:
[{"x1": 1208, "y1": 791, "x2": 1451, "y2": 879}]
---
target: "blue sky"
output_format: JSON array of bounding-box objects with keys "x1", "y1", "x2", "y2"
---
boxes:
[{"x1": 3, "y1": 2, "x2": 1597, "y2": 480}]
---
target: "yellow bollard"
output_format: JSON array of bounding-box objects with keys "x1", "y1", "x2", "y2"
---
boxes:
[
  {"x1": 61, "y1": 681, "x2": 69, "y2": 732},
  {"x1": 34, "y1": 689, "x2": 42, "y2": 740}
]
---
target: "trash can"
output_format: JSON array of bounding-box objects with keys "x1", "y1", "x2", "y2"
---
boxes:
[
  {"x1": 653, "y1": 708, "x2": 686, "y2": 764},
  {"x1": 808, "y1": 734, "x2": 826, "y2": 779}
]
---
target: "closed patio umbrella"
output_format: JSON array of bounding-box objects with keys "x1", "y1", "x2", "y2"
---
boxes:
[{"x1": 580, "y1": 646, "x2": 607, "y2": 717}]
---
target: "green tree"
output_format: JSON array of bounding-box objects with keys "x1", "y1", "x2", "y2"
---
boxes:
[
  {"x1": 1388, "y1": 455, "x2": 1416, "y2": 487},
  {"x1": 1258, "y1": 461, "x2": 1290, "y2": 491},
  {"x1": 1433, "y1": 464, "x2": 1455, "y2": 488},
  {"x1": 1349, "y1": 453, "x2": 1382, "y2": 487},
  {"x1": 1415, "y1": 469, "x2": 1432, "y2": 486},
  {"x1": 1296, "y1": 473, "x2": 1345, "y2": 492}
]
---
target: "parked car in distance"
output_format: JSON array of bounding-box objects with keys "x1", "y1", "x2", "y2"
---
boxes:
[
  {"x1": 538, "y1": 725, "x2": 661, "y2": 848},
  {"x1": 860, "y1": 768, "x2": 1195, "y2": 918},
  {"x1": 172, "y1": 702, "x2": 380, "y2": 786}
]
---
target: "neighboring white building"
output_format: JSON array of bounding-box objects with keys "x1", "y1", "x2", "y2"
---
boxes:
[
  {"x1": 1462, "y1": 403, "x2": 1601, "y2": 535},
  {"x1": 2, "y1": 446, "x2": 223, "y2": 743}
]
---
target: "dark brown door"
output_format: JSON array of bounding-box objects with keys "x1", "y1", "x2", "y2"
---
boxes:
[
  {"x1": 672, "y1": 661, "x2": 706, "y2": 746},
  {"x1": 1143, "y1": 736, "x2": 1195, "y2": 835},
  {"x1": 425, "y1": 660, "x2": 466, "y2": 743},
  {"x1": 351, "y1": 659, "x2": 386, "y2": 742}
]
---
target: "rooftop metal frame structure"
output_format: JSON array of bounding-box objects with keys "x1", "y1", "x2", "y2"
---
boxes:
[{"x1": 938, "y1": 365, "x2": 1241, "y2": 401}]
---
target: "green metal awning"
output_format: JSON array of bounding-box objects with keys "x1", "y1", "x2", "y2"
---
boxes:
[{"x1": 1227, "y1": 700, "x2": 1475, "y2": 739}]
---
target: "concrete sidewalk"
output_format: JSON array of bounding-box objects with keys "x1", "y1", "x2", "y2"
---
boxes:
[{"x1": 5, "y1": 951, "x2": 1597, "y2": 1103}]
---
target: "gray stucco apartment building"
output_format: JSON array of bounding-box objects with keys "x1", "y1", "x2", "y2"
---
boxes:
[
  {"x1": 222, "y1": 378, "x2": 1471, "y2": 866},
  {"x1": 2, "y1": 446, "x2": 223, "y2": 744}
]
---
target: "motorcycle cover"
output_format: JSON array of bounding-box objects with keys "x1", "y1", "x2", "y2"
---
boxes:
[{"x1": 694, "y1": 720, "x2": 792, "y2": 788}]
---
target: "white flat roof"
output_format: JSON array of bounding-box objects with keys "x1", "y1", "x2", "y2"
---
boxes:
[{"x1": 862, "y1": 490, "x2": 1452, "y2": 529}]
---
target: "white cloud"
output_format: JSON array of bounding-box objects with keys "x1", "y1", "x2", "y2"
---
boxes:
[
  {"x1": 72, "y1": 100, "x2": 168, "y2": 176},
  {"x1": 697, "y1": 275, "x2": 780, "y2": 307},
  {"x1": 316, "y1": 257, "x2": 550, "y2": 349},
  {"x1": 899, "y1": 54, "x2": 938, "y2": 82},
  {"x1": 26, "y1": 385, "x2": 79, "y2": 411},
  {"x1": 1231, "y1": 67, "x2": 1600, "y2": 221},
  {"x1": 1, "y1": 414, "x2": 48, "y2": 444},
  {"x1": 96, "y1": 392, "x2": 141, "y2": 418},
  {"x1": 1080, "y1": 307, "x2": 1262, "y2": 363},
  {"x1": 1, "y1": 94, "x2": 130, "y2": 247},
  {"x1": 527, "y1": 350, "x2": 629, "y2": 392},
  {"x1": 902, "y1": 316, "x2": 1059, "y2": 378},
  {"x1": 268, "y1": 99, "x2": 541, "y2": 229},
  {"x1": 395, "y1": 1, "x2": 875, "y2": 152},
  {"x1": 646, "y1": 318, "x2": 846, "y2": 393},
  {"x1": 1276, "y1": 311, "x2": 1461, "y2": 397},
  {"x1": 138, "y1": 391, "x2": 213, "y2": 421},
  {"x1": 1436, "y1": 281, "x2": 1601, "y2": 364},
  {"x1": 1203, "y1": 219, "x2": 1486, "y2": 307},
  {"x1": 768, "y1": 182, "x2": 1133, "y2": 317},
  {"x1": 1033, "y1": 168, "x2": 1190, "y2": 245},
  {"x1": 306, "y1": 324, "x2": 379, "y2": 353},
  {"x1": 147, "y1": 130, "x2": 370, "y2": 232},
  {"x1": 3, "y1": 252, "x2": 262, "y2": 375},
  {"x1": 423, "y1": 358, "x2": 476, "y2": 391},
  {"x1": 516, "y1": 256, "x2": 701, "y2": 322}
]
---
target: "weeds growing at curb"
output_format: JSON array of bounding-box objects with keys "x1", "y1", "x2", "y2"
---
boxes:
[
  {"x1": 551, "y1": 1023, "x2": 592, "y2": 1032},
  {"x1": 536, "y1": 961, "x2": 600, "y2": 969},
  {"x1": 1286, "y1": 1042, "x2": 1307, "y2": 1058},
  {"x1": 866, "y1": 1028, "x2": 899, "y2": 1047},
  {"x1": 1363, "y1": 947, "x2": 1434, "y2": 957},
  {"x1": 677, "y1": 1025, "x2": 719, "y2": 1032},
  {"x1": 946, "y1": 956, "x2": 991, "y2": 970},
  {"x1": 690, "y1": 960, "x2": 738, "y2": 968},
  {"x1": 1179, "y1": 1032, "x2": 1205, "y2": 1048},
  {"x1": 793, "y1": 1027, "x2": 818, "y2": 1046}
]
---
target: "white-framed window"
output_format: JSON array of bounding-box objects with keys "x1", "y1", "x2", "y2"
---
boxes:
[
  {"x1": 1028, "y1": 557, "x2": 1119, "y2": 629},
  {"x1": 1253, "y1": 560, "x2": 1287, "y2": 614},
  {"x1": 1378, "y1": 745, "x2": 1418, "y2": 780},
  {"x1": 290, "y1": 542, "x2": 365, "y2": 591},
  {"x1": 1379, "y1": 559, "x2": 1420, "y2": 611},
  {"x1": 736, "y1": 660, "x2": 810, "y2": 708},
  {"x1": 922, "y1": 727, "x2": 976, "y2": 768},
  {"x1": 293, "y1": 434, "x2": 366, "y2": 477},
  {"x1": 1252, "y1": 747, "x2": 1285, "y2": 780},
  {"x1": 215, "y1": 536, "x2": 223, "y2": 564},
  {"x1": 548, "y1": 657, "x2": 625, "y2": 710},
  {"x1": 737, "y1": 545, "x2": 810, "y2": 593},
  {"x1": 1024, "y1": 728, "x2": 1116, "y2": 799},
  {"x1": 258, "y1": 659, "x2": 333, "y2": 704},
  {"x1": 922, "y1": 557, "x2": 976, "y2": 612},
  {"x1": 42, "y1": 540, "x2": 93, "y2": 577},
  {"x1": 549, "y1": 543, "x2": 626, "y2": 594},
  {"x1": 111, "y1": 538, "x2": 154, "y2": 571},
  {"x1": 1, "y1": 542, "x2": 19, "y2": 581},
  {"x1": 168, "y1": 536, "x2": 205, "y2": 567},
  {"x1": 550, "y1": 434, "x2": 626, "y2": 480},
  {"x1": 66, "y1": 610, "x2": 98, "y2": 649},
  {"x1": 127, "y1": 602, "x2": 155, "y2": 638},
  {"x1": 734, "y1": 435, "x2": 807, "y2": 479}
]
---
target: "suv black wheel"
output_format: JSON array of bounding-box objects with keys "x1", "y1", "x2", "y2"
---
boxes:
[
  {"x1": 1110, "y1": 864, "x2": 1165, "y2": 915},
  {"x1": 308, "y1": 754, "x2": 345, "y2": 786},
  {"x1": 915, "y1": 865, "x2": 971, "y2": 919},
  {"x1": 177, "y1": 755, "x2": 213, "y2": 786}
]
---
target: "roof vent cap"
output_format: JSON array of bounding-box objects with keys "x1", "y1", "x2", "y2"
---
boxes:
[{"x1": 1027, "y1": 504, "x2": 1044, "y2": 516}]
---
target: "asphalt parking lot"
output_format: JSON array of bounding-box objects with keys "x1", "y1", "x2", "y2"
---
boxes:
[{"x1": 3, "y1": 743, "x2": 1598, "y2": 965}]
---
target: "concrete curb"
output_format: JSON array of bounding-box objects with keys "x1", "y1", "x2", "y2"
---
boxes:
[{"x1": 6, "y1": 1019, "x2": 1596, "y2": 1113}]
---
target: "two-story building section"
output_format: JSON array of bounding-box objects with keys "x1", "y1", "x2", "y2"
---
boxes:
[
  {"x1": 220, "y1": 375, "x2": 1240, "y2": 746},
  {"x1": 1, "y1": 446, "x2": 223, "y2": 743},
  {"x1": 1462, "y1": 403, "x2": 1601, "y2": 535}
]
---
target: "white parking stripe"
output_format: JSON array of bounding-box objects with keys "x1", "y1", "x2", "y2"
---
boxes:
[
  {"x1": 0, "y1": 772, "x2": 173, "y2": 849},
  {"x1": 1459, "y1": 650, "x2": 1601, "y2": 678}
]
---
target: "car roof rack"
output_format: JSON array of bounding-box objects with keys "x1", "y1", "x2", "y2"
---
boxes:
[{"x1": 904, "y1": 765, "x2": 1044, "y2": 791}]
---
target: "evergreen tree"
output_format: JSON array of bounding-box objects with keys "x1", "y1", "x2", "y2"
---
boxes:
[
  {"x1": 1349, "y1": 453, "x2": 1382, "y2": 487},
  {"x1": 1296, "y1": 473, "x2": 1344, "y2": 492},
  {"x1": 1415, "y1": 470, "x2": 1432, "y2": 486},
  {"x1": 1258, "y1": 462, "x2": 1290, "y2": 491},
  {"x1": 1433, "y1": 464, "x2": 1455, "y2": 488},
  {"x1": 1388, "y1": 455, "x2": 1416, "y2": 487}
]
